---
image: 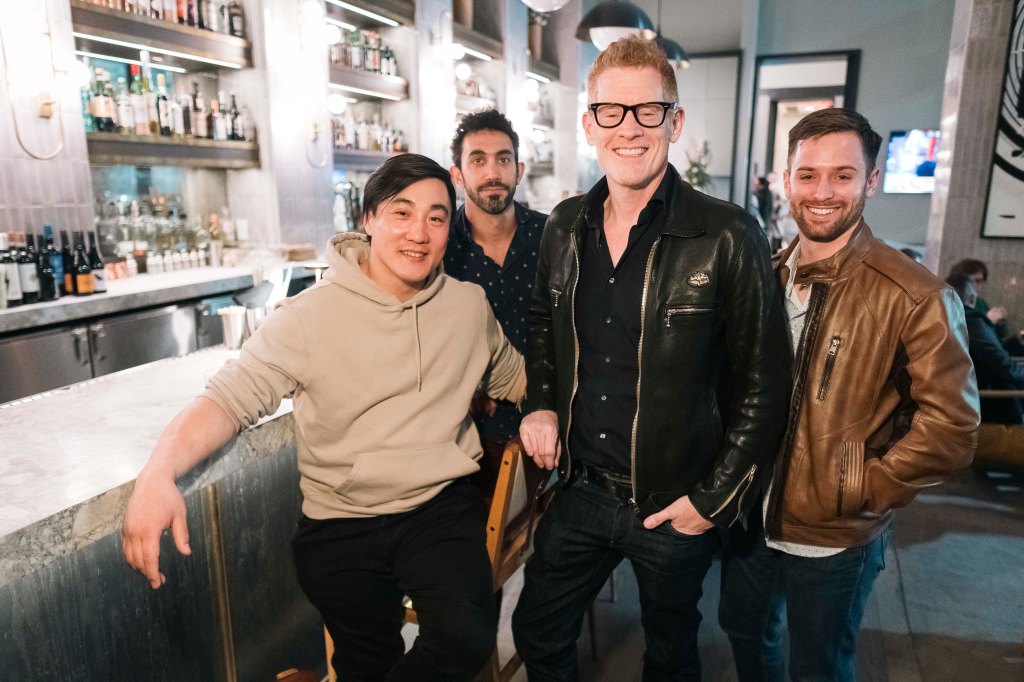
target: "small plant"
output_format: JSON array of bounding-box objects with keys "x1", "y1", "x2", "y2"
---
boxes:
[{"x1": 685, "y1": 140, "x2": 713, "y2": 193}]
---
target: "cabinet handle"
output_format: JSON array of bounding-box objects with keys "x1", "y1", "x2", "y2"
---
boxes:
[
  {"x1": 71, "y1": 328, "x2": 89, "y2": 367},
  {"x1": 91, "y1": 324, "x2": 107, "y2": 361}
]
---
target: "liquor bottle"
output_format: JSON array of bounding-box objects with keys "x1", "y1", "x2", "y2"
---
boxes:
[
  {"x1": 115, "y1": 76, "x2": 134, "y2": 135},
  {"x1": 92, "y1": 69, "x2": 116, "y2": 132},
  {"x1": 42, "y1": 224, "x2": 62, "y2": 300},
  {"x1": 138, "y1": 0, "x2": 151, "y2": 16},
  {"x1": 156, "y1": 73, "x2": 172, "y2": 135},
  {"x1": 1, "y1": 233, "x2": 23, "y2": 308},
  {"x1": 196, "y1": 0, "x2": 206, "y2": 29},
  {"x1": 191, "y1": 82, "x2": 208, "y2": 138},
  {"x1": 171, "y1": 93, "x2": 185, "y2": 136},
  {"x1": 204, "y1": 0, "x2": 219, "y2": 33},
  {"x1": 88, "y1": 232, "x2": 108, "y2": 293},
  {"x1": 124, "y1": 0, "x2": 138, "y2": 13},
  {"x1": 74, "y1": 232, "x2": 94, "y2": 296},
  {"x1": 349, "y1": 30, "x2": 363, "y2": 70},
  {"x1": 179, "y1": 92, "x2": 192, "y2": 135},
  {"x1": 177, "y1": 0, "x2": 187, "y2": 24},
  {"x1": 227, "y1": 0, "x2": 244, "y2": 38},
  {"x1": 150, "y1": 0, "x2": 164, "y2": 19},
  {"x1": 17, "y1": 232, "x2": 41, "y2": 304},
  {"x1": 217, "y1": 90, "x2": 233, "y2": 140},
  {"x1": 186, "y1": 0, "x2": 197, "y2": 26},
  {"x1": 140, "y1": 52, "x2": 159, "y2": 135},
  {"x1": 61, "y1": 229, "x2": 76, "y2": 295},
  {"x1": 208, "y1": 99, "x2": 226, "y2": 141},
  {"x1": 129, "y1": 65, "x2": 149, "y2": 136},
  {"x1": 38, "y1": 226, "x2": 59, "y2": 301}
]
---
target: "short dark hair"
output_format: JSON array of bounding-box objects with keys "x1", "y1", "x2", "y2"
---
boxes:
[
  {"x1": 450, "y1": 109, "x2": 520, "y2": 168},
  {"x1": 361, "y1": 153, "x2": 457, "y2": 223},
  {"x1": 949, "y1": 258, "x2": 988, "y2": 282},
  {"x1": 945, "y1": 271, "x2": 975, "y2": 303},
  {"x1": 787, "y1": 108, "x2": 883, "y2": 172}
]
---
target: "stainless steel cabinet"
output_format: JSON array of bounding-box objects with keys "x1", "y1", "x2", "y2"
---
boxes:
[
  {"x1": 0, "y1": 326, "x2": 93, "y2": 404},
  {"x1": 90, "y1": 305, "x2": 198, "y2": 377}
]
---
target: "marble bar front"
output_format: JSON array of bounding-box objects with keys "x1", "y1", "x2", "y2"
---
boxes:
[{"x1": 0, "y1": 348, "x2": 325, "y2": 680}]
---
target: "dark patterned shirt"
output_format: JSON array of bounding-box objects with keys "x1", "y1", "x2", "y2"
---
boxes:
[{"x1": 444, "y1": 201, "x2": 548, "y2": 441}]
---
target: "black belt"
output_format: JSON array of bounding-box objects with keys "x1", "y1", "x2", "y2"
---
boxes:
[{"x1": 577, "y1": 461, "x2": 636, "y2": 508}]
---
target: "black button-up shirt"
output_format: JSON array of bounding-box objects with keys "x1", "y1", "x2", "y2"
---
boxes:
[
  {"x1": 444, "y1": 201, "x2": 547, "y2": 441},
  {"x1": 570, "y1": 173, "x2": 671, "y2": 473}
]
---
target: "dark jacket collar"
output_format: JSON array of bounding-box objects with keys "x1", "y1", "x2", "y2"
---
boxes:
[
  {"x1": 569, "y1": 164, "x2": 706, "y2": 240},
  {"x1": 777, "y1": 220, "x2": 876, "y2": 288}
]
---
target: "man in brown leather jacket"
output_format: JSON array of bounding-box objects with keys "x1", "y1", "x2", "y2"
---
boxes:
[{"x1": 719, "y1": 108, "x2": 979, "y2": 682}]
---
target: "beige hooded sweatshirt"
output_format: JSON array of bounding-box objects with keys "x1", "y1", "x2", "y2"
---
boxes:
[{"x1": 202, "y1": 233, "x2": 526, "y2": 519}]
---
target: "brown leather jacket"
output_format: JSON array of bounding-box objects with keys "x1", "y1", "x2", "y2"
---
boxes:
[{"x1": 765, "y1": 223, "x2": 979, "y2": 548}]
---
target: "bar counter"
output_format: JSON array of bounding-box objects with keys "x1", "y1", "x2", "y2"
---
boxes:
[
  {"x1": 0, "y1": 267, "x2": 257, "y2": 335},
  {"x1": 0, "y1": 348, "x2": 323, "y2": 679}
]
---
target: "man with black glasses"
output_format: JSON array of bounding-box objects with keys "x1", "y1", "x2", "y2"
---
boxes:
[{"x1": 512, "y1": 36, "x2": 789, "y2": 680}]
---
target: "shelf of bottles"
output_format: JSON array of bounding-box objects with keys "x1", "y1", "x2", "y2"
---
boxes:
[
  {"x1": 70, "y1": 0, "x2": 252, "y2": 72},
  {"x1": 1, "y1": 226, "x2": 109, "y2": 308},
  {"x1": 86, "y1": 132, "x2": 259, "y2": 169}
]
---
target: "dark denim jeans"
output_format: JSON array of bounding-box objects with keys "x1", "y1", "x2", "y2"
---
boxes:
[
  {"x1": 718, "y1": 508, "x2": 890, "y2": 682},
  {"x1": 292, "y1": 480, "x2": 496, "y2": 682},
  {"x1": 511, "y1": 467, "x2": 719, "y2": 681}
]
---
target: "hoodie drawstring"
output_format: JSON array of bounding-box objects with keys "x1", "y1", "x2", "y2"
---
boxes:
[{"x1": 412, "y1": 302, "x2": 422, "y2": 391}]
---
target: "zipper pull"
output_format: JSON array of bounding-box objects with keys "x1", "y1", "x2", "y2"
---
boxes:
[
  {"x1": 628, "y1": 497, "x2": 639, "y2": 513},
  {"x1": 827, "y1": 336, "x2": 840, "y2": 356},
  {"x1": 665, "y1": 314, "x2": 671, "y2": 328},
  {"x1": 551, "y1": 289, "x2": 560, "y2": 307}
]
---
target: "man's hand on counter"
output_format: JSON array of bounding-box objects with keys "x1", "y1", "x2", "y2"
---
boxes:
[
  {"x1": 120, "y1": 397, "x2": 237, "y2": 589},
  {"x1": 122, "y1": 469, "x2": 191, "y2": 589}
]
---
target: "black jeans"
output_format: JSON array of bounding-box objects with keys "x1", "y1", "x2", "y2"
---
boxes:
[
  {"x1": 292, "y1": 480, "x2": 497, "y2": 682},
  {"x1": 511, "y1": 466, "x2": 719, "y2": 681},
  {"x1": 718, "y1": 506, "x2": 890, "y2": 682}
]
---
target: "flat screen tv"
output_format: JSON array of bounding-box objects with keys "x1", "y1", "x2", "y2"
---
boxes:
[{"x1": 883, "y1": 129, "x2": 940, "y2": 194}]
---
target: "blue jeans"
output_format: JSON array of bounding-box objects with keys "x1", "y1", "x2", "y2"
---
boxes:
[
  {"x1": 718, "y1": 508, "x2": 890, "y2": 682},
  {"x1": 511, "y1": 466, "x2": 719, "y2": 681}
]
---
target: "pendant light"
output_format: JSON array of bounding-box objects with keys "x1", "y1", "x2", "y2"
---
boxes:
[{"x1": 575, "y1": 1, "x2": 656, "y2": 51}]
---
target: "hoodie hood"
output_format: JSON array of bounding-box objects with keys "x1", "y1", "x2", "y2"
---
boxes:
[{"x1": 323, "y1": 232, "x2": 446, "y2": 310}]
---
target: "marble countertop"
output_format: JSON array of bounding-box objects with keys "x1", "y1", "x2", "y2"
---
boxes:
[
  {"x1": 0, "y1": 267, "x2": 257, "y2": 335},
  {"x1": 0, "y1": 348, "x2": 293, "y2": 586}
]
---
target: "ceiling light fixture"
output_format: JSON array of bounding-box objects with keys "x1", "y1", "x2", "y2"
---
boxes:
[{"x1": 575, "y1": 1, "x2": 655, "y2": 51}]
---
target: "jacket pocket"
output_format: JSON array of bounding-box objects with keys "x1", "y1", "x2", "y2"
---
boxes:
[
  {"x1": 817, "y1": 334, "x2": 842, "y2": 401},
  {"x1": 664, "y1": 303, "x2": 717, "y2": 328},
  {"x1": 335, "y1": 442, "x2": 480, "y2": 508},
  {"x1": 837, "y1": 441, "x2": 865, "y2": 517}
]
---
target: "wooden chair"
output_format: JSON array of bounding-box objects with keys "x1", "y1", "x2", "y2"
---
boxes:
[
  {"x1": 974, "y1": 389, "x2": 1024, "y2": 473},
  {"x1": 325, "y1": 439, "x2": 554, "y2": 682}
]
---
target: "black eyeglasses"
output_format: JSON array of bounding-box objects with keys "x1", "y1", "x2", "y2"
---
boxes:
[{"x1": 588, "y1": 102, "x2": 679, "y2": 128}]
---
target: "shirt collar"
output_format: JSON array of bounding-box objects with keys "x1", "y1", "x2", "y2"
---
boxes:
[{"x1": 584, "y1": 169, "x2": 671, "y2": 231}]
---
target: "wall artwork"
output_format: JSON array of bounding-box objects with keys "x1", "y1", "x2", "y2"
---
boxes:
[{"x1": 982, "y1": 0, "x2": 1024, "y2": 238}]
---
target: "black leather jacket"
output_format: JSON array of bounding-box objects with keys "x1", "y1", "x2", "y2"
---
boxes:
[{"x1": 523, "y1": 167, "x2": 790, "y2": 526}]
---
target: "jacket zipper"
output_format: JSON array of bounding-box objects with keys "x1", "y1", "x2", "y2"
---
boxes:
[
  {"x1": 837, "y1": 446, "x2": 848, "y2": 517},
  {"x1": 708, "y1": 463, "x2": 757, "y2": 522},
  {"x1": 628, "y1": 237, "x2": 663, "y2": 512},
  {"x1": 664, "y1": 304, "x2": 715, "y2": 328},
  {"x1": 563, "y1": 230, "x2": 582, "y2": 481},
  {"x1": 550, "y1": 287, "x2": 561, "y2": 308},
  {"x1": 764, "y1": 282, "x2": 830, "y2": 540},
  {"x1": 816, "y1": 335, "x2": 841, "y2": 401}
]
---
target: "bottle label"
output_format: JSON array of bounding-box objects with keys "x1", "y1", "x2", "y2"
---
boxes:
[
  {"x1": 5, "y1": 263, "x2": 23, "y2": 300},
  {"x1": 94, "y1": 95, "x2": 114, "y2": 119},
  {"x1": 18, "y1": 262, "x2": 39, "y2": 293},
  {"x1": 64, "y1": 272, "x2": 73, "y2": 293},
  {"x1": 76, "y1": 273, "x2": 94, "y2": 295},
  {"x1": 92, "y1": 268, "x2": 108, "y2": 293},
  {"x1": 158, "y1": 100, "x2": 171, "y2": 128}
]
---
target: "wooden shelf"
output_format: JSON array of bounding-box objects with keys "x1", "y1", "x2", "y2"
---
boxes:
[
  {"x1": 329, "y1": 64, "x2": 409, "y2": 101},
  {"x1": 456, "y1": 93, "x2": 497, "y2": 114},
  {"x1": 530, "y1": 115, "x2": 555, "y2": 130},
  {"x1": 453, "y1": 23, "x2": 503, "y2": 61},
  {"x1": 528, "y1": 57, "x2": 559, "y2": 83},
  {"x1": 325, "y1": 0, "x2": 414, "y2": 29},
  {"x1": 86, "y1": 132, "x2": 260, "y2": 169},
  {"x1": 333, "y1": 148, "x2": 400, "y2": 171},
  {"x1": 70, "y1": 1, "x2": 252, "y2": 72}
]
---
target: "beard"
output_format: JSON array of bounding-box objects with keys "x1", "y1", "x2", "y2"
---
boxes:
[
  {"x1": 790, "y1": 190, "x2": 867, "y2": 243},
  {"x1": 466, "y1": 182, "x2": 514, "y2": 215}
]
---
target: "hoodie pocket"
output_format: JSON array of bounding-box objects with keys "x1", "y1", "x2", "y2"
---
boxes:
[
  {"x1": 837, "y1": 441, "x2": 865, "y2": 517},
  {"x1": 335, "y1": 442, "x2": 480, "y2": 508}
]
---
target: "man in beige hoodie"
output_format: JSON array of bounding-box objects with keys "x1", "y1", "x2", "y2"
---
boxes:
[{"x1": 122, "y1": 154, "x2": 526, "y2": 681}]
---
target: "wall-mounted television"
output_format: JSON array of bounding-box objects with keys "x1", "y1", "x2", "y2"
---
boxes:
[{"x1": 883, "y1": 129, "x2": 940, "y2": 194}]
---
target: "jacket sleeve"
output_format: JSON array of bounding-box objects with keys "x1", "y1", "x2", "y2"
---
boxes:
[
  {"x1": 688, "y1": 221, "x2": 792, "y2": 527},
  {"x1": 201, "y1": 303, "x2": 309, "y2": 431},
  {"x1": 521, "y1": 219, "x2": 559, "y2": 415},
  {"x1": 862, "y1": 287, "x2": 979, "y2": 513},
  {"x1": 481, "y1": 290, "x2": 527, "y2": 405}
]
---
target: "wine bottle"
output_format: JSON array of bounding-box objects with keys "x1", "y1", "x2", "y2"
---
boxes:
[
  {"x1": 42, "y1": 224, "x2": 62, "y2": 300},
  {"x1": 74, "y1": 232, "x2": 94, "y2": 296},
  {"x1": 88, "y1": 232, "x2": 108, "y2": 293},
  {"x1": 156, "y1": 73, "x2": 172, "y2": 136},
  {"x1": 61, "y1": 229, "x2": 76, "y2": 295},
  {"x1": 1, "y1": 233, "x2": 23, "y2": 307},
  {"x1": 38, "y1": 227, "x2": 59, "y2": 301},
  {"x1": 17, "y1": 232, "x2": 41, "y2": 304}
]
